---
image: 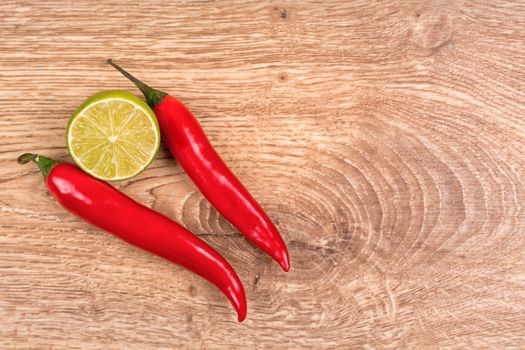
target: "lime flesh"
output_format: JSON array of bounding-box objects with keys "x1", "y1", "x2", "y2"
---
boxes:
[{"x1": 67, "y1": 90, "x2": 160, "y2": 181}]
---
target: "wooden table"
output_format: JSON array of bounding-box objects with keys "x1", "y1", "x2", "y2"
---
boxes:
[{"x1": 1, "y1": 1, "x2": 524, "y2": 348}]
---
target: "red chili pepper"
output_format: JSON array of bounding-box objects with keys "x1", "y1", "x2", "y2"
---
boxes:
[
  {"x1": 18, "y1": 153, "x2": 247, "y2": 322},
  {"x1": 107, "y1": 60, "x2": 290, "y2": 272}
]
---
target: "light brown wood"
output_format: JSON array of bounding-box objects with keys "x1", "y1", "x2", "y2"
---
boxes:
[{"x1": 1, "y1": 0, "x2": 524, "y2": 348}]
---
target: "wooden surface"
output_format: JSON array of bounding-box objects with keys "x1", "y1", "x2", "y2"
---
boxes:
[{"x1": 1, "y1": 0, "x2": 524, "y2": 348}]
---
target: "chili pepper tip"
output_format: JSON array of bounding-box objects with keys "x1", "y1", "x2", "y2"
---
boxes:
[
  {"x1": 279, "y1": 253, "x2": 290, "y2": 272},
  {"x1": 238, "y1": 310, "x2": 247, "y2": 322},
  {"x1": 281, "y1": 258, "x2": 290, "y2": 272}
]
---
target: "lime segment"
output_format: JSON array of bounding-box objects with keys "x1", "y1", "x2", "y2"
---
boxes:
[{"x1": 67, "y1": 90, "x2": 160, "y2": 181}]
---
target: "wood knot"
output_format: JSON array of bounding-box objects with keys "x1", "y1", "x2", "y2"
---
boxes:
[
  {"x1": 188, "y1": 285, "x2": 197, "y2": 297},
  {"x1": 272, "y1": 6, "x2": 289, "y2": 20},
  {"x1": 278, "y1": 72, "x2": 288, "y2": 82},
  {"x1": 409, "y1": 12, "x2": 453, "y2": 54},
  {"x1": 253, "y1": 273, "x2": 261, "y2": 291}
]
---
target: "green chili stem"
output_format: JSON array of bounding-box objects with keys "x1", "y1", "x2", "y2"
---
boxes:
[
  {"x1": 107, "y1": 59, "x2": 167, "y2": 108},
  {"x1": 18, "y1": 153, "x2": 60, "y2": 180}
]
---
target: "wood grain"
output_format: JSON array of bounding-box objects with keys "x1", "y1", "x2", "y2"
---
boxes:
[{"x1": 1, "y1": 0, "x2": 524, "y2": 348}]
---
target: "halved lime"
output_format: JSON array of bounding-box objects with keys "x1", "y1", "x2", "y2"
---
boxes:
[{"x1": 66, "y1": 90, "x2": 160, "y2": 181}]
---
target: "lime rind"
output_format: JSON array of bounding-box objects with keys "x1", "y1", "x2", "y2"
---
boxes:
[{"x1": 66, "y1": 90, "x2": 160, "y2": 181}]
